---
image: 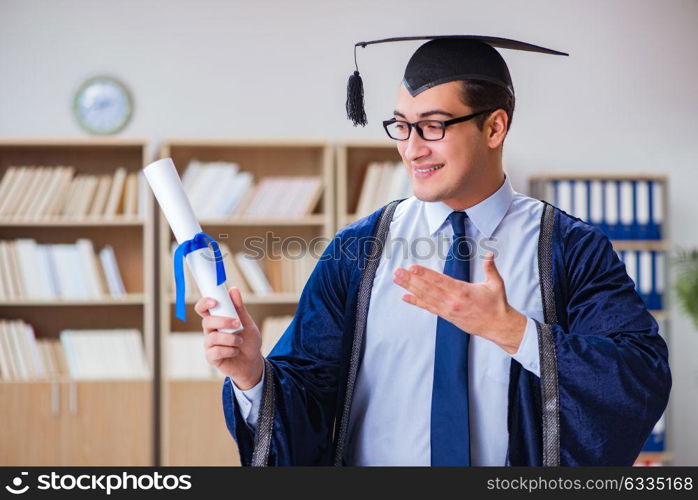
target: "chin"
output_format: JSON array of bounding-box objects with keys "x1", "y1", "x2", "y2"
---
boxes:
[{"x1": 412, "y1": 187, "x2": 446, "y2": 203}]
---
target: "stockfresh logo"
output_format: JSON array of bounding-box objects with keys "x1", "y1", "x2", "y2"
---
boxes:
[
  {"x1": 5, "y1": 471, "x2": 29, "y2": 495},
  {"x1": 4, "y1": 471, "x2": 192, "y2": 495}
]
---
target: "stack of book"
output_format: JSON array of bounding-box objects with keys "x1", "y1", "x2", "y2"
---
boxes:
[
  {"x1": 0, "y1": 321, "x2": 148, "y2": 380},
  {"x1": 0, "y1": 166, "x2": 145, "y2": 220},
  {"x1": 0, "y1": 239, "x2": 126, "y2": 301},
  {"x1": 260, "y1": 315, "x2": 293, "y2": 356},
  {"x1": 168, "y1": 332, "x2": 222, "y2": 379},
  {"x1": 616, "y1": 250, "x2": 664, "y2": 310},
  {"x1": 60, "y1": 329, "x2": 150, "y2": 379},
  {"x1": 242, "y1": 176, "x2": 323, "y2": 218},
  {"x1": 169, "y1": 242, "x2": 316, "y2": 300},
  {"x1": 535, "y1": 178, "x2": 664, "y2": 240},
  {"x1": 181, "y1": 160, "x2": 323, "y2": 219},
  {"x1": 355, "y1": 161, "x2": 411, "y2": 218}
]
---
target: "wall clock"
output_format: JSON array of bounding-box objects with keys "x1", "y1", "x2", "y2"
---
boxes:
[{"x1": 73, "y1": 76, "x2": 133, "y2": 135}]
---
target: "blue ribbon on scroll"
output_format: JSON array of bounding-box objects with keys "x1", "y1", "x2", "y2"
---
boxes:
[{"x1": 173, "y1": 232, "x2": 226, "y2": 322}]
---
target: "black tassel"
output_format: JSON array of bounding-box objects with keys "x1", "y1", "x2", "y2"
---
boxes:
[{"x1": 346, "y1": 70, "x2": 367, "y2": 127}]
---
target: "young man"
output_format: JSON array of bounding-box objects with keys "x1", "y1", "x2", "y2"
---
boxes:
[{"x1": 196, "y1": 36, "x2": 671, "y2": 466}]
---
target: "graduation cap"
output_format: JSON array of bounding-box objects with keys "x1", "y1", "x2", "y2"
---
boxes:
[{"x1": 346, "y1": 35, "x2": 568, "y2": 126}]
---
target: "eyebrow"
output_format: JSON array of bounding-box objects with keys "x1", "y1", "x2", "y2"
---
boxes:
[{"x1": 393, "y1": 109, "x2": 455, "y2": 119}]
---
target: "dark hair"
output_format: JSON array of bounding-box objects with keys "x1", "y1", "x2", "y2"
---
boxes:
[{"x1": 459, "y1": 80, "x2": 515, "y2": 132}]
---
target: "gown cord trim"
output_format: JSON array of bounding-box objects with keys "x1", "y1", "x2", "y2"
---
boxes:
[
  {"x1": 251, "y1": 358, "x2": 276, "y2": 466},
  {"x1": 537, "y1": 202, "x2": 561, "y2": 466}
]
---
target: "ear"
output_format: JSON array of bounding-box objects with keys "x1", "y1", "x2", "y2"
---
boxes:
[{"x1": 486, "y1": 109, "x2": 508, "y2": 149}]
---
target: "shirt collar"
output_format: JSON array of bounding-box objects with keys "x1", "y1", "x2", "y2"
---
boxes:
[{"x1": 423, "y1": 175, "x2": 515, "y2": 238}]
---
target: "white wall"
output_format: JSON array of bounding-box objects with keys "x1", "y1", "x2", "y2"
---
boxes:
[{"x1": 1, "y1": 0, "x2": 697, "y2": 464}]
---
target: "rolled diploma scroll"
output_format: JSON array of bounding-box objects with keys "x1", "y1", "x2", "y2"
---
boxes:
[{"x1": 143, "y1": 158, "x2": 243, "y2": 334}]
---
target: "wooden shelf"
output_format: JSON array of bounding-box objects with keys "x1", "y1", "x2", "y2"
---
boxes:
[
  {"x1": 611, "y1": 240, "x2": 668, "y2": 252},
  {"x1": 199, "y1": 215, "x2": 326, "y2": 226},
  {"x1": 0, "y1": 217, "x2": 144, "y2": 227},
  {"x1": 0, "y1": 294, "x2": 146, "y2": 306},
  {"x1": 336, "y1": 141, "x2": 402, "y2": 230},
  {"x1": 0, "y1": 138, "x2": 156, "y2": 466}
]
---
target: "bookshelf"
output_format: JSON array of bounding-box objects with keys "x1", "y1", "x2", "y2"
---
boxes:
[
  {"x1": 158, "y1": 140, "x2": 334, "y2": 465},
  {"x1": 0, "y1": 139, "x2": 155, "y2": 465},
  {"x1": 335, "y1": 141, "x2": 404, "y2": 230},
  {"x1": 530, "y1": 173, "x2": 670, "y2": 466}
]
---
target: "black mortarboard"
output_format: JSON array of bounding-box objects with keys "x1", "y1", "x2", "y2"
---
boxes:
[{"x1": 346, "y1": 35, "x2": 568, "y2": 126}]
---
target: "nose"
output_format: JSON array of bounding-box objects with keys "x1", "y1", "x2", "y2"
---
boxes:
[{"x1": 402, "y1": 126, "x2": 431, "y2": 163}]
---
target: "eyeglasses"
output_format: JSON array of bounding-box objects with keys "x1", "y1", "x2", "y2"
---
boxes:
[{"x1": 382, "y1": 109, "x2": 495, "y2": 141}]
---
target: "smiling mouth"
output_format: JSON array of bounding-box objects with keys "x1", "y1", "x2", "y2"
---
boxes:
[{"x1": 414, "y1": 164, "x2": 444, "y2": 173}]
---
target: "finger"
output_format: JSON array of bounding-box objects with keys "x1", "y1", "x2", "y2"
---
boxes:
[
  {"x1": 393, "y1": 267, "x2": 450, "y2": 307},
  {"x1": 206, "y1": 345, "x2": 239, "y2": 363},
  {"x1": 204, "y1": 331, "x2": 243, "y2": 349},
  {"x1": 482, "y1": 252, "x2": 504, "y2": 286},
  {"x1": 194, "y1": 297, "x2": 217, "y2": 318},
  {"x1": 203, "y1": 315, "x2": 241, "y2": 333},
  {"x1": 405, "y1": 264, "x2": 454, "y2": 288},
  {"x1": 229, "y1": 286, "x2": 254, "y2": 326},
  {"x1": 401, "y1": 293, "x2": 442, "y2": 317}
]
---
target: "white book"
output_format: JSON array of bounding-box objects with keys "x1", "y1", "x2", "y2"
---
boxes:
[
  {"x1": 169, "y1": 333, "x2": 214, "y2": 379},
  {"x1": 25, "y1": 167, "x2": 57, "y2": 218},
  {"x1": 123, "y1": 330, "x2": 150, "y2": 378},
  {"x1": 62, "y1": 176, "x2": 84, "y2": 217},
  {"x1": 655, "y1": 252, "x2": 665, "y2": 294},
  {"x1": 123, "y1": 173, "x2": 138, "y2": 216},
  {"x1": 181, "y1": 159, "x2": 202, "y2": 193},
  {"x1": 636, "y1": 181, "x2": 650, "y2": 229},
  {"x1": 355, "y1": 162, "x2": 382, "y2": 217},
  {"x1": 15, "y1": 239, "x2": 47, "y2": 299},
  {"x1": 235, "y1": 253, "x2": 273, "y2": 295},
  {"x1": 88, "y1": 175, "x2": 112, "y2": 217},
  {"x1": 619, "y1": 181, "x2": 633, "y2": 227},
  {"x1": 589, "y1": 181, "x2": 603, "y2": 225},
  {"x1": 23, "y1": 322, "x2": 45, "y2": 379},
  {"x1": 2, "y1": 167, "x2": 33, "y2": 217},
  {"x1": 76, "y1": 239, "x2": 104, "y2": 298},
  {"x1": 0, "y1": 321, "x2": 15, "y2": 380},
  {"x1": 652, "y1": 181, "x2": 664, "y2": 226},
  {"x1": 15, "y1": 167, "x2": 48, "y2": 217},
  {"x1": 0, "y1": 242, "x2": 9, "y2": 300},
  {"x1": 556, "y1": 180, "x2": 573, "y2": 214},
  {"x1": 573, "y1": 181, "x2": 588, "y2": 221},
  {"x1": 0, "y1": 167, "x2": 18, "y2": 213},
  {"x1": 99, "y1": 246, "x2": 126, "y2": 297},
  {"x1": 104, "y1": 167, "x2": 128, "y2": 217},
  {"x1": 50, "y1": 244, "x2": 76, "y2": 298},
  {"x1": 639, "y1": 251, "x2": 653, "y2": 298},
  {"x1": 221, "y1": 171, "x2": 253, "y2": 216},
  {"x1": 45, "y1": 167, "x2": 76, "y2": 217},
  {"x1": 5, "y1": 241, "x2": 24, "y2": 299},
  {"x1": 204, "y1": 163, "x2": 239, "y2": 218},
  {"x1": 8, "y1": 320, "x2": 28, "y2": 379},
  {"x1": 604, "y1": 181, "x2": 619, "y2": 225},
  {"x1": 59, "y1": 330, "x2": 77, "y2": 378},
  {"x1": 624, "y1": 250, "x2": 638, "y2": 287},
  {"x1": 37, "y1": 245, "x2": 60, "y2": 299}
]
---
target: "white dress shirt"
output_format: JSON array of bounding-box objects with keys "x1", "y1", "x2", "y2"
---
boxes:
[{"x1": 232, "y1": 175, "x2": 545, "y2": 465}]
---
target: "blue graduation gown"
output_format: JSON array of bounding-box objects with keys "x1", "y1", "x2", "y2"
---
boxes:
[{"x1": 222, "y1": 200, "x2": 671, "y2": 466}]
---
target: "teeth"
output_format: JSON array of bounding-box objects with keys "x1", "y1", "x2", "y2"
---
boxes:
[{"x1": 415, "y1": 165, "x2": 443, "y2": 173}]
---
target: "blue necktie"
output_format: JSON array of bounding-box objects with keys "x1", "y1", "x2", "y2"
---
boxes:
[{"x1": 431, "y1": 210, "x2": 471, "y2": 466}]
